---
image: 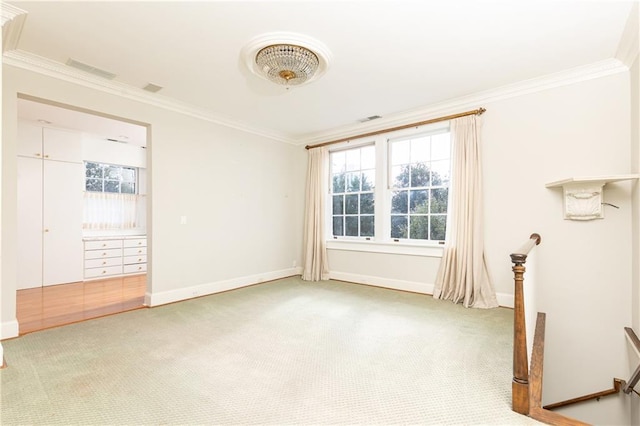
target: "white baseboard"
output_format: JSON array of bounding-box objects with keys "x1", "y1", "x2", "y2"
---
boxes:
[
  {"x1": 145, "y1": 267, "x2": 300, "y2": 307},
  {"x1": 329, "y1": 271, "x2": 434, "y2": 295},
  {"x1": 496, "y1": 293, "x2": 514, "y2": 309},
  {"x1": 330, "y1": 271, "x2": 515, "y2": 308},
  {"x1": 1, "y1": 319, "x2": 19, "y2": 340}
]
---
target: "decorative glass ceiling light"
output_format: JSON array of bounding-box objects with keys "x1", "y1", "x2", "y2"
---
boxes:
[
  {"x1": 255, "y1": 44, "x2": 319, "y2": 86},
  {"x1": 242, "y1": 32, "x2": 332, "y2": 88}
]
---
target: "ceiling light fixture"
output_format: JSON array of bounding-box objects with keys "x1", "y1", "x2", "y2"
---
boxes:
[{"x1": 242, "y1": 32, "x2": 332, "y2": 88}]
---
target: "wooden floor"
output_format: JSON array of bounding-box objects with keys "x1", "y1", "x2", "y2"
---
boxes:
[{"x1": 16, "y1": 274, "x2": 147, "y2": 335}]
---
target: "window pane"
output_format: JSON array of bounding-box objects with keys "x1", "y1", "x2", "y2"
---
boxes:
[
  {"x1": 121, "y1": 182, "x2": 136, "y2": 194},
  {"x1": 360, "y1": 193, "x2": 374, "y2": 214},
  {"x1": 121, "y1": 168, "x2": 136, "y2": 182},
  {"x1": 411, "y1": 137, "x2": 430, "y2": 162},
  {"x1": 391, "y1": 190, "x2": 408, "y2": 214},
  {"x1": 106, "y1": 166, "x2": 122, "y2": 180},
  {"x1": 361, "y1": 145, "x2": 375, "y2": 169},
  {"x1": 104, "y1": 181, "x2": 120, "y2": 193},
  {"x1": 390, "y1": 215, "x2": 408, "y2": 239},
  {"x1": 345, "y1": 216, "x2": 359, "y2": 236},
  {"x1": 346, "y1": 149, "x2": 360, "y2": 171},
  {"x1": 333, "y1": 195, "x2": 344, "y2": 215},
  {"x1": 345, "y1": 194, "x2": 359, "y2": 214},
  {"x1": 346, "y1": 172, "x2": 360, "y2": 192},
  {"x1": 85, "y1": 162, "x2": 103, "y2": 178},
  {"x1": 409, "y1": 190, "x2": 428, "y2": 213},
  {"x1": 391, "y1": 165, "x2": 410, "y2": 188},
  {"x1": 431, "y1": 160, "x2": 450, "y2": 186},
  {"x1": 361, "y1": 216, "x2": 374, "y2": 237},
  {"x1": 410, "y1": 216, "x2": 429, "y2": 240},
  {"x1": 331, "y1": 151, "x2": 346, "y2": 174},
  {"x1": 333, "y1": 216, "x2": 344, "y2": 236},
  {"x1": 86, "y1": 178, "x2": 102, "y2": 192},
  {"x1": 430, "y1": 215, "x2": 447, "y2": 240},
  {"x1": 431, "y1": 133, "x2": 450, "y2": 160},
  {"x1": 392, "y1": 140, "x2": 410, "y2": 165},
  {"x1": 361, "y1": 170, "x2": 375, "y2": 191},
  {"x1": 410, "y1": 163, "x2": 430, "y2": 187},
  {"x1": 332, "y1": 173, "x2": 345, "y2": 193},
  {"x1": 431, "y1": 188, "x2": 448, "y2": 213}
]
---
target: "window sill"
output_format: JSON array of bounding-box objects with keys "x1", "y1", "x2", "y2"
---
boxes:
[{"x1": 326, "y1": 239, "x2": 444, "y2": 257}]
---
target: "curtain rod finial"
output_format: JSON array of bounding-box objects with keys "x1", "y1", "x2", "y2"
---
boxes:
[{"x1": 478, "y1": 107, "x2": 486, "y2": 115}]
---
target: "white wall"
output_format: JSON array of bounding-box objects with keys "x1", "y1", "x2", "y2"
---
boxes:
[
  {"x1": 2, "y1": 65, "x2": 306, "y2": 335},
  {"x1": 485, "y1": 72, "x2": 632, "y2": 424}
]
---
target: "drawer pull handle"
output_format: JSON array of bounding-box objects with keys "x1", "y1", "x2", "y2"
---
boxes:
[
  {"x1": 138, "y1": 258, "x2": 142, "y2": 262},
  {"x1": 102, "y1": 243, "x2": 107, "y2": 247},
  {"x1": 138, "y1": 242, "x2": 142, "y2": 245},
  {"x1": 35, "y1": 153, "x2": 41, "y2": 157},
  {"x1": 102, "y1": 270, "x2": 106, "y2": 274},
  {"x1": 102, "y1": 261, "x2": 106, "y2": 265},
  {"x1": 138, "y1": 267, "x2": 142, "y2": 270}
]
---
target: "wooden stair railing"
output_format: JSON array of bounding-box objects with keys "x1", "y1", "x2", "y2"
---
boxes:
[
  {"x1": 510, "y1": 233, "x2": 541, "y2": 415},
  {"x1": 510, "y1": 233, "x2": 632, "y2": 425}
]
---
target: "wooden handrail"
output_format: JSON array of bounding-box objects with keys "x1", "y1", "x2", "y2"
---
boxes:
[{"x1": 510, "y1": 233, "x2": 542, "y2": 415}]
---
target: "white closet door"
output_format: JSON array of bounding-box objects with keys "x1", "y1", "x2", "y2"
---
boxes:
[
  {"x1": 17, "y1": 121, "x2": 43, "y2": 159},
  {"x1": 17, "y1": 157, "x2": 43, "y2": 289},
  {"x1": 42, "y1": 160, "x2": 84, "y2": 286}
]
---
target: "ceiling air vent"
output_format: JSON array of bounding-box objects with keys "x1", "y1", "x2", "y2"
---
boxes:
[
  {"x1": 66, "y1": 58, "x2": 116, "y2": 80},
  {"x1": 358, "y1": 115, "x2": 382, "y2": 123},
  {"x1": 143, "y1": 83, "x2": 163, "y2": 93}
]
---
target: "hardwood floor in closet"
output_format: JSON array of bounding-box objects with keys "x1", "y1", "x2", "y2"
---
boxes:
[{"x1": 16, "y1": 274, "x2": 146, "y2": 335}]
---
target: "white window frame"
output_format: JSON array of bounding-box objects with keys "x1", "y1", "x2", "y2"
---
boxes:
[{"x1": 326, "y1": 121, "x2": 450, "y2": 257}]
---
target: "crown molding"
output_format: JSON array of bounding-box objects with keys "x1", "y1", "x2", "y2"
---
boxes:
[
  {"x1": 3, "y1": 49, "x2": 629, "y2": 148},
  {"x1": 2, "y1": 49, "x2": 296, "y2": 145},
  {"x1": 299, "y1": 58, "x2": 629, "y2": 146},
  {"x1": 615, "y1": 2, "x2": 639, "y2": 68},
  {"x1": 1, "y1": 3, "x2": 27, "y2": 52}
]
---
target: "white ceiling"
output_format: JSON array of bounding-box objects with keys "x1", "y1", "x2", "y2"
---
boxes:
[{"x1": 6, "y1": 0, "x2": 637, "y2": 145}]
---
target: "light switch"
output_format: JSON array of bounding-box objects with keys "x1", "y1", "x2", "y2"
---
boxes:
[{"x1": 180, "y1": 215, "x2": 187, "y2": 225}]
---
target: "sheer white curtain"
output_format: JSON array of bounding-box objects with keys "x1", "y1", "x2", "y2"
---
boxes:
[
  {"x1": 83, "y1": 192, "x2": 140, "y2": 230},
  {"x1": 433, "y1": 115, "x2": 498, "y2": 308},
  {"x1": 302, "y1": 147, "x2": 330, "y2": 281}
]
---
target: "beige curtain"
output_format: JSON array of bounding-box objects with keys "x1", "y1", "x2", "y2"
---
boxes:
[
  {"x1": 433, "y1": 115, "x2": 498, "y2": 308},
  {"x1": 302, "y1": 147, "x2": 330, "y2": 281}
]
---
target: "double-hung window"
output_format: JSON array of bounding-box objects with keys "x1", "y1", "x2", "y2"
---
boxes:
[
  {"x1": 328, "y1": 125, "x2": 451, "y2": 247},
  {"x1": 331, "y1": 145, "x2": 376, "y2": 238},
  {"x1": 389, "y1": 131, "x2": 450, "y2": 241}
]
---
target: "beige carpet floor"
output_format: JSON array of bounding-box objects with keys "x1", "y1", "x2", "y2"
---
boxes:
[{"x1": 0, "y1": 277, "x2": 541, "y2": 425}]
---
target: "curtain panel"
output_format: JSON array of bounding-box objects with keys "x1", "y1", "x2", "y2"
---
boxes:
[
  {"x1": 433, "y1": 115, "x2": 498, "y2": 308},
  {"x1": 83, "y1": 192, "x2": 140, "y2": 230},
  {"x1": 302, "y1": 147, "x2": 330, "y2": 281}
]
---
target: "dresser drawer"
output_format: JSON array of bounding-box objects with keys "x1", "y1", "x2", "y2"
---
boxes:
[
  {"x1": 123, "y1": 263, "x2": 147, "y2": 274},
  {"x1": 123, "y1": 238, "x2": 146, "y2": 248},
  {"x1": 123, "y1": 246, "x2": 147, "y2": 256},
  {"x1": 85, "y1": 248, "x2": 123, "y2": 259},
  {"x1": 85, "y1": 239, "x2": 123, "y2": 250},
  {"x1": 84, "y1": 265, "x2": 123, "y2": 279},
  {"x1": 85, "y1": 257, "x2": 123, "y2": 268},
  {"x1": 123, "y1": 254, "x2": 147, "y2": 265}
]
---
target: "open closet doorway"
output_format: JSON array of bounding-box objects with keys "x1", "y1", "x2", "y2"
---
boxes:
[{"x1": 15, "y1": 96, "x2": 150, "y2": 334}]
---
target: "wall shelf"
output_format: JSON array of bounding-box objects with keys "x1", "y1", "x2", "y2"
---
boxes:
[{"x1": 545, "y1": 174, "x2": 639, "y2": 220}]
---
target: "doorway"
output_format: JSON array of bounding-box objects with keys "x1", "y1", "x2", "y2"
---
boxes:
[{"x1": 16, "y1": 96, "x2": 150, "y2": 334}]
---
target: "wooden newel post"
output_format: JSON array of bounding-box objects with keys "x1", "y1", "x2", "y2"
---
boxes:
[{"x1": 511, "y1": 253, "x2": 529, "y2": 415}]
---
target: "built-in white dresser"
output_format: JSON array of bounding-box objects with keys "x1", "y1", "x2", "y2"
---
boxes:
[{"x1": 83, "y1": 236, "x2": 147, "y2": 279}]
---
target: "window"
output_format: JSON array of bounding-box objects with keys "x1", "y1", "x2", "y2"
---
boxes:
[
  {"x1": 328, "y1": 126, "x2": 450, "y2": 245},
  {"x1": 330, "y1": 145, "x2": 375, "y2": 238},
  {"x1": 85, "y1": 162, "x2": 137, "y2": 194},
  {"x1": 389, "y1": 132, "x2": 450, "y2": 241}
]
